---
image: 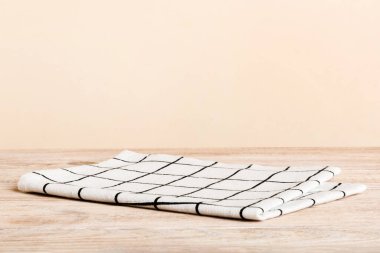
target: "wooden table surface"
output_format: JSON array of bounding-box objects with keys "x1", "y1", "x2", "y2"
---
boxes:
[{"x1": 1, "y1": 148, "x2": 379, "y2": 252}]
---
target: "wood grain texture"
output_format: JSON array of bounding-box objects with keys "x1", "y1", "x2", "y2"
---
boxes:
[{"x1": 0, "y1": 148, "x2": 379, "y2": 252}]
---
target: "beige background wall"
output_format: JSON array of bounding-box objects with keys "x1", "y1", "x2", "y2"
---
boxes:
[{"x1": 0, "y1": 0, "x2": 379, "y2": 149}]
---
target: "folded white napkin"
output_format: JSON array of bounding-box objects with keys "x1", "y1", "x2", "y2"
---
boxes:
[{"x1": 18, "y1": 150, "x2": 366, "y2": 220}]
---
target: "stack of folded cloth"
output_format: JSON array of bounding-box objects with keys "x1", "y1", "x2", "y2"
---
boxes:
[{"x1": 18, "y1": 150, "x2": 366, "y2": 220}]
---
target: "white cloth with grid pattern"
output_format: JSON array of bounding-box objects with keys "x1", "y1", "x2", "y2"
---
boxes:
[{"x1": 18, "y1": 150, "x2": 366, "y2": 220}]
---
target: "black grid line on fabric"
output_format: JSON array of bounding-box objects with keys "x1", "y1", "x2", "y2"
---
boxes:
[
  {"x1": 111, "y1": 189, "x2": 265, "y2": 213},
  {"x1": 42, "y1": 183, "x2": 49, "y2": 194},
  {"x1": 34, "y1": 172, "x2": 271, "y2": 210},
  {"x1": 83, "y1": 163, "x2": 310, "y2": 184},
  {"x1": 177, "y1": 164, "x2": 253, "y2": 197},
  {"x1": 238, "y1": 166, "x2": 330, "y2": 219},
  {"x1": 120, "y1": 200, "x2": 201, "y2": 207},
  {"x1": 111, "y1": 157, "x2": 338, "y2": 174},
  {"x1": 106, "y1": 186, "x2": 294, "y2": 203},
  {"x1": 195, "y1": 203, "x2": 201, "y2": 215},
  {"x1": 187, "y1": 166, "x2": 290, "y2": 216},
  {"x1": 114, "y1": 157, "x2": 222, "y2": 169},
  {"x1": 119, "y1": 198, "x2": 264, "y2": 213},
  {"x1": 33, "y1": 172, "x2": 207, "y2": 209},
  {"x1": 289, "y1": 182, "x2": 344, "y2": 208},
  {"x1": 329, "y1": 182, "x2": 342, "y2": 191},
  {"x1": 293, "y1": 191, "x2": 318, "y2": 202},
  {"x1": 62, "y1": 167, "x2": 307, "y2": 194},
  {"x1": 296, "y1": 182, "x2": 343, "y2": 200},
  {"x1": 33, "y1": 155, "x2": 150, "y2": 186},
  {"x1": 328, "y1": 182, "x2": 346, "y2": 197},
  {"x1": 32, "y1": 155, "x2": 149, "y2": 197},
  {"x1": 103, "y1": 156, "x2": 184, "y2": 189},
  {"x1": 78, "y1": 187, "x2": 85, "y2": 200},
  {"x1": 35, "y1": 164, "x2": 329, "y2": 207},
  {"x1": 215, "y1": 166, "x2": 291, "y2": 202},
  {"x1": 114, "y1": 192, "x2": 122, "y2": 204},
  {"x1": 307, "y1": 198, "x2": 316, "y2": 206},
  {"x1": 33, "y1": 172, "x2": 59, "y2": 183},
  {"x1": 113, "y1": 157, "x2": 142, "y2": 164},
  {"x1": 33, "y1": 171, "x2": 297, "y2": 202},
  {"x1": 88, "y1": 156, "x2": 151, "y2": 174},
  {"x1": 110, "y1": 195, "x2": 203, "y2": 209},
  {"x1": 61, "y1": 165, "x2": 314, "y2": 190},
  {"x1": 135, "y1": 197, "x2": 260, "y2": 212},
  {"x1": 32, "y1": 181, "x2": 265, "y2": 214},
  {"x1": 282, "y1": 182, "x2": 346, "y2": 211},
  {"x1": 82, "y1": 155, "x2": 150, "y2": 181},
  {"x1": 153, "y1": 197, "x2": 161, "y2": 209},
  {"x1": 338, "y1": 191, "x2": 346, "y2": 197},
  {"x1": 137, "y1": 161, "x2": 218, "y2": 194},
  {"x1": 113, "y1": 165, "x2": 308, "y2": 183},
  {"x1": 33, "y1": 164, "x2": 331, "y2": 205}
]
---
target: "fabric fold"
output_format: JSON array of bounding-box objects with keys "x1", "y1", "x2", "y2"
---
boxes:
[{"x1": 18, "y1": 150, "x2": 366, "y2": 220}]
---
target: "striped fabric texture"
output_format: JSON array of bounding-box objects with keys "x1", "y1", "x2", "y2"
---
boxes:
[{"x1": 18, "y1": 150, "x2": 366, "y2": 220}]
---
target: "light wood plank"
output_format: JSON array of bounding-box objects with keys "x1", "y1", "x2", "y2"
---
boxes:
[{"x1": 1, "y1": 148, "x2": 379, "y2": 252}]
